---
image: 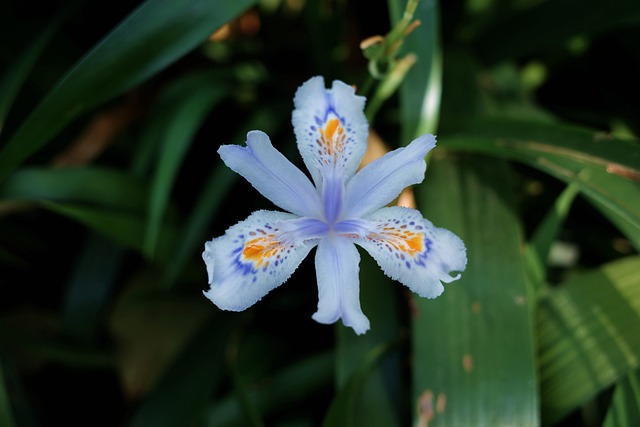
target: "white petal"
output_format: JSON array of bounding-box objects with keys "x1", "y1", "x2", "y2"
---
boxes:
[
  {"x1": 218, "y1": 131, "x2": 322, "y2": 218},
  {"x1": 292, "y1": 77, "x2": 369, "y2": 185},
  {"x1": 344, "y1": 134, "x2": 436, "y2": 218},
  {"x1": 313, "y1": 236, "x2": 370, "y2": 335},
  {"x1": 203, "y1": 210, "x2": 315, "y2": 311},
  {"x1": 355, "y1": 207, "x2": 466, "y2": 299}
]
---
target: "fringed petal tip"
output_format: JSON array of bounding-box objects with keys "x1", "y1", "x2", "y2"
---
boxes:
[
  {"x1": 202, "y1": 241, "x2": 215, "y2": 284},
  {"x1": 311, "y1": 310, "x2": 371, "y2": 335},
  {"x1": 343, "y1": 311, "x2": 371, "y2": 335},
  {"x1": 201, "y1": 210, "x2": 314, "y2": 313},
  {"x1": 356, "y1": 207, "x2": 467, "y2": 301},
  {"x1": 418, "y1": 133, "x2": 437, "y2": 151}
]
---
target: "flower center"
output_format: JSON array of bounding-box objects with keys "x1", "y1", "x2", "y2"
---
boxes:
[{"x1": 320, "y1": 165, "x2": 345, "y2": 225}]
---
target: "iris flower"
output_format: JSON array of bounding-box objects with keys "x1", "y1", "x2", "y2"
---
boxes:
[{"x1": 202, "y1": 76, "x2": 466, "y2": 334}]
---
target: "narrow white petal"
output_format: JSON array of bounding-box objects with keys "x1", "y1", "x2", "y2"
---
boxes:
[
  {"x1": 344, "y1": 134, "x2": 436, "y2": 218},
  {"x1": 355, "y1": 207, "x2": 466, "y2": 299},
  {"x1": 203, "y1": 210, "x2": 315, "y2": 311},
  {"x1": 292, "y1": 77, "x2": 369, "y2": 185},
  {"x1": 218, "y1": 131, "x2": 322, "y2": 218},
  {"x1": 313, "y1": 236, "x2": 370, "y2": 335}
]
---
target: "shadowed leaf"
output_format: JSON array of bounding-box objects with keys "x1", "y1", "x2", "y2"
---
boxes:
[
  {"x1": 0, "y1": 0, "x2": 256, "y2": 183},
  {"x1": 538, "y1": 256, "x2": 640, "y2": 425}
]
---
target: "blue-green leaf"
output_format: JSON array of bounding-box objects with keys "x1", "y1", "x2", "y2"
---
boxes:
[
  {"x1": 0, "y1": 16, "x2": 61, "y2": 133},
  {"x1": 61, "y1": 234, "x2": 124, "y2": 341},
  {"x1": 144, "y1": 71, "x2": 228, "y2": 257},
  {"x1": 162, "y1": 107, "x2": 288, "y2": 287},
  {"x1": 0, "y1": 167, "x2": 149, "y2": 214},
  {"x1": 0, "y1": 0, "x2": 256, "y2": 183}
]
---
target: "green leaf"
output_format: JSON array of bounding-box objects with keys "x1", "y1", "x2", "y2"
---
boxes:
[
  {"x1": 322, "y1": 341, "x2": 395, "y2": 427},
  {"x1": 0, "y1": 167, "x2": 149, "y2": 214},
  {"x1": 571, "y1": 165, "x2": 640, "y2": 251},
  {"x1": 205, "y1": 352, "x2": 333, "y2": 427},
  {"x1": 442, "y1": 118, "x2": 640, "y2": 173},
  {"x1": 525, "y1": 160, "x2": 640, "y2": 250},
  {"x1": 42, "y1": 202, "x2": 176, "y2": 259},
  {"x1": 0, "y1": 358, "x2": 16, "y2": 427},
  {"x1": 0, "y1": 350, "x2": 35, "y2": 427},
  {"x1": 538, "y1": 256, "x2": 640, "y2": 425},
  {"x1": 529, "y1": 183, "x2": 580, "y2": 266},
  {"x1": 334, "y1": 253, "x2": 402, "y2": 427},
  {"x1": 388, "y1": 0, "x2": 442, "y2": 139},
  {"x1": 526, "y1": 183, "x2": 580, "y2": 288},
  {"x1": 442, "y1": 119, "x2": 640, "y2": 249},
  {"x1": 603, "y1": 369, "x2": 640, "y2": 427},
  {"x1": 128, "y1": 314, "x2": 237, "y2": 427},
  {"x1": 412, "y1": 155, "x2": 538, "y2": 426},
  {"x1": 43, "y1": 202, "x2": 145, "y2": 251},
  {"x1": 225, "y1": 333, "x2": 267, "y2": 427},
  {"x1": 0, "y1": 0, "x2": 256, "y2": 183},
  {"x1": 61, "y1": 234, "x2": 124, "y2": 341},
  {"x1": 0, "y1": 313, "x2": 113, "y2": 368},
  {"x1": 144, "y1": 71, "x2": 228, "y2": 257},
  {"x1": 0, "y1": 16, "x2": 61, "y2": 133}
]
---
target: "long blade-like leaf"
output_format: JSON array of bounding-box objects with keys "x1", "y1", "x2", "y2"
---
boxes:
[
  {"x1": 413, "y1": 155, "x2": 538, "y2": 426},
  {"x1": 162, "y1": 106, "x2": 288, "y2": 287},
  {"x1": 442, "y1": 119, "x2": 640, "y2": 249},
  {"x1": 322, "y1": 341, "x2": 394, "y2": 427},
  {"x1": 334, "y1": 253, "x2": 402, "y2": 427},
  {"x1": 42, "y1": 202, "x2": 176, "y2": 260},
  {"x1": 205, "y1": 351, "x2": 333, "y2": 427},
  {"x1": 538, "y1": 256, "x2": 640, "y2": 425},
  {"x1": 0, "y1": 16, "x2": 61, "y2": 133},
  {"x1": 0, "y1": 167, "x2": 149, "y2": 214},
  {"x1": 0, "y1": 0, "x2": 256, "y2": 183},
  {"x1": 0, "y1": 358, "x2": 16, "y2": 427},
  {"x1": 61, "y1": 234, "x2": 124, "y2": 341},
  {"x1": 144, "y1": 72, "x2": 228, "y2": 257},
  {"x1": 529, "y1": 183, "x2": 580, "y2": 266},
  {"x1": 603, "y1": 369, "x2": 640, "y2": 427},
  {"x1": 442, "y1": 119, "x2": 640, "y2": 173},
  {"x1": 388, "y1": 0, "x2": 442, "y2": 141}
]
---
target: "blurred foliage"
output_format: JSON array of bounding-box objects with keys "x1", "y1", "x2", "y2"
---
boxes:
[{"x1": 0, "y1": 0, "x2": 639, "y2": 426}]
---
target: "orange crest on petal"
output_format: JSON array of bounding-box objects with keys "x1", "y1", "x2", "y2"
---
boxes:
[
  {"x1": 242, "y1": 234, "x2": 284, "y2": 268},
  {"x1": 373, "y1": 225, "x2": 425, "y2": 256},
  {"x1": 317, "y1": 118, "x2": 346, "y2": 162}
]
